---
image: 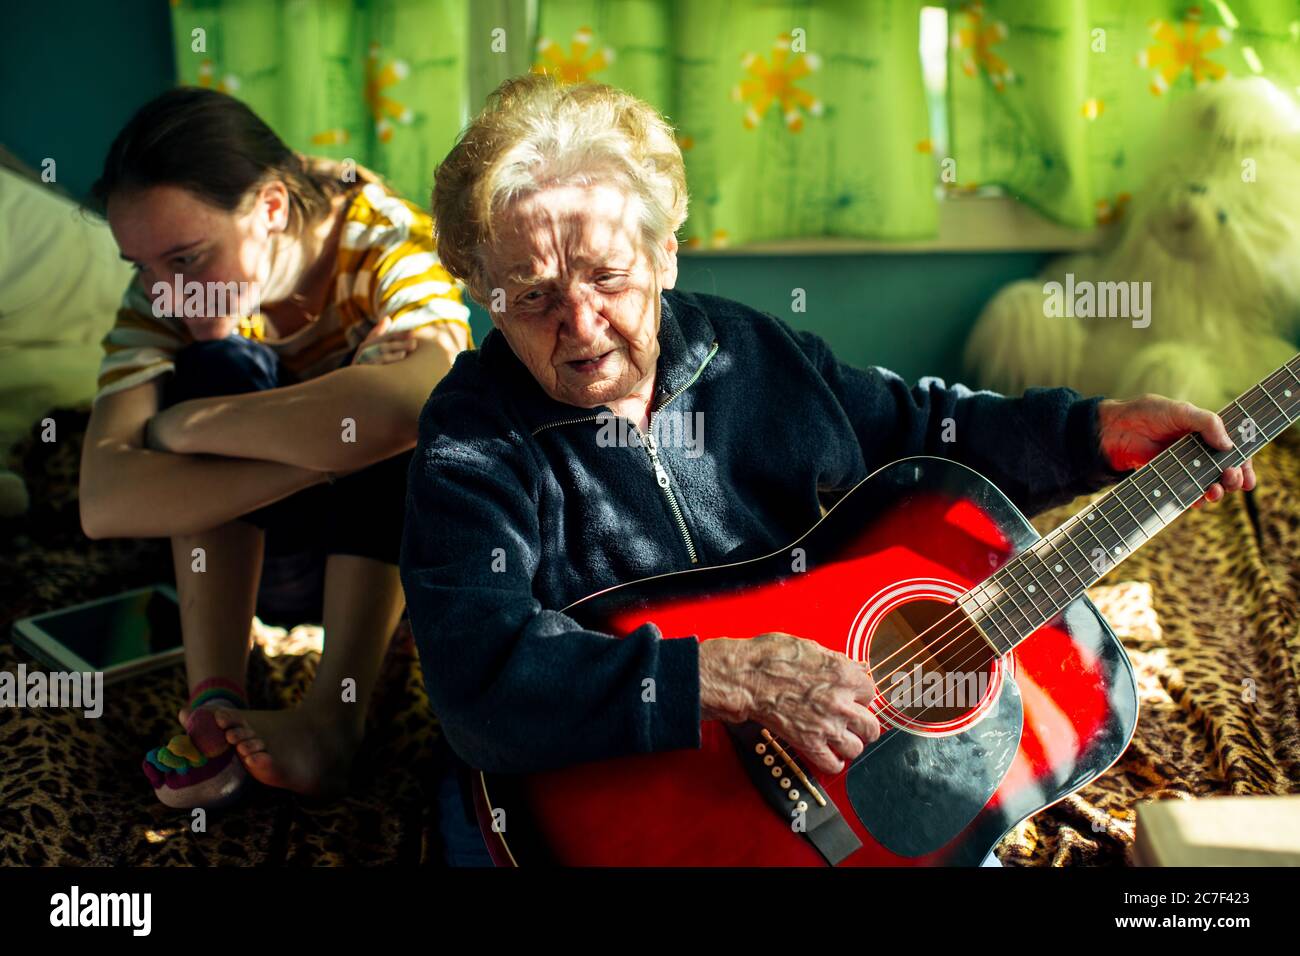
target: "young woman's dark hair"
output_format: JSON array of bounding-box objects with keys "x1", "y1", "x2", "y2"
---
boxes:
[{"x1": 89, "y1": 86, "x2": 375, "y2": 233}]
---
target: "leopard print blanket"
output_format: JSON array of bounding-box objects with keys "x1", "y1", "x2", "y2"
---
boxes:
[
  {"x1": 2, "y1": 410, "x2": 1297, "y2": 865},
  {"x1": 0, "y1": 410, "x2": 441, "y2": 865}
]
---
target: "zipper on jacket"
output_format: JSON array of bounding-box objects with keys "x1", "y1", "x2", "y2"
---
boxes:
[
  {"x1": 531, "y1": 339, "x2": 719, "y2": 565},
  {"x1": 637, "y1": 339, "x2": 719, "y2": 565},
  {"x1": 533, "y1": 413, "x2": 602, "y2": 434},
  {"x1": 641, "y1": 429, "x2": 698, "y2": 564}
]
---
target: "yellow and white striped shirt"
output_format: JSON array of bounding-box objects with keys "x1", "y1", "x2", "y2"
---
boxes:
[{"x1": 95, "y1": 181, "x2": 472, "y2": 400}]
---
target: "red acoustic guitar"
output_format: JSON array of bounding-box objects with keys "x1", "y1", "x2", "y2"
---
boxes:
[{"x1": 472, "y1": 357, "x2": 1300, "y2": 866}]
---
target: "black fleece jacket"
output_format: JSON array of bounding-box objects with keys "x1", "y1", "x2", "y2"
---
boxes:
[{"x1": 399, "y1": 288, "x2": 1122, "y2": 775}]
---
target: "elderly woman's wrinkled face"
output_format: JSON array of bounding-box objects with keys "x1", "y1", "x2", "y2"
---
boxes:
[{"x1": 488, "y1": 181, "x2": 677, "y2": 410}]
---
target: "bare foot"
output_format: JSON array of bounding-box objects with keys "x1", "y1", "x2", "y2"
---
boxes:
[{"x1": 206, "y1": 705, "x2": 363, "y2": 797}]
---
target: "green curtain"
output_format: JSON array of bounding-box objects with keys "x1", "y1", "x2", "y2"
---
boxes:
[
  {"x1": 169, "y1": 0, "x2": 470, "y2": 206},
  {"x1": 531, "y1": 0, "x2": 938, "y2": 246},
  {"x1": 948, "y1": 0, "x2": 1300, "y2": 228},
  {"x1": 170, "y1": 0, "x2": 938, "y2": 246},
  {"x1": 168, "y1": 0, "x2": 1300, "y2": 241}
]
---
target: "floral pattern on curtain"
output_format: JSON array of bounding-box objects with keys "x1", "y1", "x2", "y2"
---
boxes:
[
  {"x1": 170, "y1": 0, "x2": 938, "y2": 247},
  {"x1": 948, "y1": 0, "x2": 1300, "y2": 227},
  {"x1": 530, "y1": 0, "x2": 938, "y2": 247},
  {"x1": 169, "y1": 0, "x2": 469, "y2": 206}
]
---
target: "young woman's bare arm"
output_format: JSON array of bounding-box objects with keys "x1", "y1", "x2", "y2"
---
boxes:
[
  {"x1": 79, "y1": 378, "x2": 329, "y2": 539},
  {"x1": 144, "y1": 322, "x2": 466, "y2": 472}
]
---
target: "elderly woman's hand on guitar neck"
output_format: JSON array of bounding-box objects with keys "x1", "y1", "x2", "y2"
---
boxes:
[{"x1": 1096, "y1": 394, "x2": 1256, "y2": 505}]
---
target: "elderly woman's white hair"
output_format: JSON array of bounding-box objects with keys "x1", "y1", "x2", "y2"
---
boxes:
[{"x1": 432, "y1": 72, "x2": 689, "y2": 307}]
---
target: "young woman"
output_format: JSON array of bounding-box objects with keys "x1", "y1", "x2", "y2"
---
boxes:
[{"x1": 80, "y1": 87, "x2": 472, "y2": 809}]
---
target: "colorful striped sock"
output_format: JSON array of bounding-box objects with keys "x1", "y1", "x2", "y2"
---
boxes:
[{"x1": 142, "y1": 676, "x2": 252, "y2": 808}]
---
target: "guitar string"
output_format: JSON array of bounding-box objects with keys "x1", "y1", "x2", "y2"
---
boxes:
[
  {"x1": 853, "y1": 373, "x2": 1291, "y2": 694},
  {"x1": 954, "y1": 368, "x2": 1297, "y2": 678},
  {"x1": 842, "y1": 382, "x2": 1289, "y2": 754},
  {"x1": 788, "y1": 378, "x2": 1296, "y2": 789},
  {"x1": 805, "y1": 383, "x2": 1293, "y2": 793},
  {"x1": 858, "y1": 368, "x2": 1294, "y2": 691},
  {"x1": 871, "y1": 378, "x2": 1292, "y2": 714}
]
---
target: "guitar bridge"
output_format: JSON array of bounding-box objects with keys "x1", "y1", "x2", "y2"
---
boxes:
[{"x1": 725, "y1": 722, "x2": 862, "y2": 865}]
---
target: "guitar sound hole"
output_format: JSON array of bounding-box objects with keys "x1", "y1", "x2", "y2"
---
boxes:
[{"x1": 866, "y1": 598, "x2": 998, "y2": 727}]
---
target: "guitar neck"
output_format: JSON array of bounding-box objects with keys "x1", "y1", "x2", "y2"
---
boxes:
[{"x1": 961, "y1": 354, "x2": 1300, "y2": 654}]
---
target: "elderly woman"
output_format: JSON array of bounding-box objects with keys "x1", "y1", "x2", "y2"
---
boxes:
[{"x1": 401, "y1": 74, "x2": 1255, "y2": 865}]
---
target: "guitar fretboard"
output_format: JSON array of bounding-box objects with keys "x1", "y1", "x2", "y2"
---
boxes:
[{"x1": 959, "y1": 354, "x2": 1300, "y2": 655}]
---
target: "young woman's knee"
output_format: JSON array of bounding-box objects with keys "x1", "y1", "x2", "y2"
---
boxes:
[{"x1": 165, "y1": 337, "x2": 284, "y2": 406}]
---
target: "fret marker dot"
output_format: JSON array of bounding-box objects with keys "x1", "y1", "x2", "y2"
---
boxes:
[
  {"x1": 1028, "y1": 585, "x2": 1036, "y2": 593},
  {"x1": 1153, "y1": 489, "x2": 1161, "y2": 498},
  {"x1": 1054, "y1": 564, "x2": 1063, "y2": 573},
  {"x1": 1286, "y1": 390, "x2": 1293, "y2": 398},
  {"x1": 1114, "y1": 546, "x2": 1122, "y2": 555},
  {"x1": 1193, "y1": 459, "x2": 1201, "y2": 467},
  {"x1": 1087, "y1": 514, "x2": 1095, "y2": 521}
]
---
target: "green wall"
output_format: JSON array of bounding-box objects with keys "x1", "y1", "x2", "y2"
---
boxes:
[
  {"x1": 2, "y1": 1, "x2": 176, "y2": 202},
  {"x1": 672, "y1": 253, "x2": 1046, "y2": 384},
  {"x1": 3, "y1": 0, "x2": 1046, "y2": 388}
]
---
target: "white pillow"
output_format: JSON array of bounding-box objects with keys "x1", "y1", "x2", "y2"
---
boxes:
[
  {"x1": 0, "y1": 166, "x2": 134, "y2": 503},
  {"x1": 0, "y1": 165, "x2": 132, "y2": 348}
]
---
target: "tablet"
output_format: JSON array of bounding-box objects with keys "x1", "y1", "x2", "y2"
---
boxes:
[{"x1": 11, "y1": 585, "x2": 184, "y2": 684}]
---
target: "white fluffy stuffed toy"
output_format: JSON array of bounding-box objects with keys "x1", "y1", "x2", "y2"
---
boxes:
[{"x1": 964, "y1": 76, "x2": 1300, "y2": 411}]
